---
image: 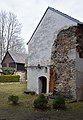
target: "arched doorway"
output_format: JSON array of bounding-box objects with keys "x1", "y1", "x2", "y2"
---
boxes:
[{"x1": 39, "y1": 76, "x2": 47, "y2": 94}]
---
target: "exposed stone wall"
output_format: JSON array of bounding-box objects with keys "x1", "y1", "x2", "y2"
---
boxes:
[
  {"x1": 51, "y1": 26, "x2": 77, "y2": 99},
  {"x1": 15, "y1": 71, "x2": 27, "y2": 83}
]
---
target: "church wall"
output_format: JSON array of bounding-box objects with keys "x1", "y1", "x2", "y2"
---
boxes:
[{"x1": 27, "y1": 8, "x2": 78, "y2": 94}]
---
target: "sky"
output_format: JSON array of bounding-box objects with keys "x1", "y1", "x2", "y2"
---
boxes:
[{"x1": 0, "y1": 0, "x2": 83, "y2": 50}]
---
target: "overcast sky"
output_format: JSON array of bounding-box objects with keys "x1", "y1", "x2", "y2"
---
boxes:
[{"x1": 0, "y1": 0, "x2": 83, "y2": 49}]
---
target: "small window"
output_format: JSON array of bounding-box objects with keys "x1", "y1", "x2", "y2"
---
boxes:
[{"x1": 44, "y1": 67, "x2": 47, "y2": 73}]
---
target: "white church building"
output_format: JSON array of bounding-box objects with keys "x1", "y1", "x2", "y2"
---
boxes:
[{"x1": 27, "y1": 6, "x2": 82, "y2": 98}]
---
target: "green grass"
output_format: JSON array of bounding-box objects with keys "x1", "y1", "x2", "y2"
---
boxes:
[
  {"x1": 0, "y1": 83, "x2": 83, "y2": 120},
  {"x1": 0, "y1": 83, "x2": 36, "y2": 108},
  {"x1": 0, "y1": 83, "x2": 37, "y2": 120},
  {"x1": 66, "y1": 101, "x2": 83, "y2": 111}
]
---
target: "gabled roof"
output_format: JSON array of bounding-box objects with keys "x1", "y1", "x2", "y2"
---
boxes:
[
  {"x1": 27, "y1": 6, "x2": 82, "y2": 45},
  {"x1": 48, "y1": 7, "x2": 82, "y2": 24},
  {"x1": 9, "y1": 51, "x2": 27, "y2": 64},
  {"x1": 2, "y1": 51, "x2": 27, "y2": 64}
]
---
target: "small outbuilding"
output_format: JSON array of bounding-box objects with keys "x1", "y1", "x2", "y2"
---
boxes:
[{"x1": 1, "y1": 51, "x2": 27, "y2": 82}]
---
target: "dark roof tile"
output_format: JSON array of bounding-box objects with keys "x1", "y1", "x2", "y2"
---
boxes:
[{"x1": 8, "y1": 51, "x2": 27, "y2": 64}]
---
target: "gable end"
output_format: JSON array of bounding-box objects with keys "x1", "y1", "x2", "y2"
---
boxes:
[
  {"x1": 1, "y1": 51, "x2": 15, "y2": 65},
  {"x1": 27, "y1": 6, "x2": 82, "y2": 45}
]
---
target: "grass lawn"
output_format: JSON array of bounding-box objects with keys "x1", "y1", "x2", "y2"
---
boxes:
[{"x1": 0, "y1": 83, "x2": 83, "y2": 120}]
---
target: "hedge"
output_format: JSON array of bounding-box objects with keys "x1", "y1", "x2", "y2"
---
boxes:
[
  {"x1": 0, "y1": 75, "x2": 20, "y2": 82},
  {"x1": 1, "y1": 67, "x2": 15, "y2": 75}
]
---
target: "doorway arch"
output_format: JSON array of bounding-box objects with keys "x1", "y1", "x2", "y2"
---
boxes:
[{"x1": 39, "y1": 76, "x2": 47, "y2": 94}]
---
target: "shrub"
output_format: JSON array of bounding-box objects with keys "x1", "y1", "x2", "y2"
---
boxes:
[
  {"x1": 8, "y1": 95, "x2": 19, "y2": 105},
  {"x1": 34, "y1": 94, "x2": 48, "y2": 110},
  {"x1": 0, "y1": 75, "x2": 20, "y2": 82},
  {"x1": 53, "y1": 95, "x2": 65, "y2": 109},
  {"x1": 1, "y1": 67, "x2": 15, "y2": 75}
]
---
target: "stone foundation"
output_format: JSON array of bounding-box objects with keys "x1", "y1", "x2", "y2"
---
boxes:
[{"x1": 15, "y1": 71, "x2": 27, "y2": 83}]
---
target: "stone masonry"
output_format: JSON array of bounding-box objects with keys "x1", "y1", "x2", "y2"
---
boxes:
[{"x1": 51, "y1": 26, "x2": 77, "y2": 99}]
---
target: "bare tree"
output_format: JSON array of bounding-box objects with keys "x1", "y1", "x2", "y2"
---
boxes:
[
  {"x1": 0, "y1": 10, "x2": 26, "y2": 61},
  {"x1": 0, "y1": 10, "x2": 7, "y2": 61}
]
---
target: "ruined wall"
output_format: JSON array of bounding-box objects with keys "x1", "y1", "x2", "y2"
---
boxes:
[{"x1": 51, "y1": 26, "x2": 77, "y2": 99}]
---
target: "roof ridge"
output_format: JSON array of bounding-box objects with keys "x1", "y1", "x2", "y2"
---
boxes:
[
  {"x1": 48, "y1": 6, "x2": 82, "y2": 24},
  {"x1": 7, "y1": 51, "x2": 27, "y2": 63}
]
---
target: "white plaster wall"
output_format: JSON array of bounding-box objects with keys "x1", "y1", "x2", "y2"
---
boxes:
[
  {"x1": 27, "y1": 67, "x2": 50, "y2": 94},
  {"x1": 28, "y1": 8, "x2": 78, "y2": 94},
  {"x1": 68, "y1": 49, "x2": 76, "y2": 60},
  {"x1": 28, "y1": 9, "x2": 77, "y2": 66},
  {"x1": 76, "y1": 52, "x2": 83, "y2": 100},
  {"x1": 76, "y1": 52, "x2": 83, "y2": 72}
]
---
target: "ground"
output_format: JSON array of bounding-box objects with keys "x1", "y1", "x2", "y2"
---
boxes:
[{"x1": 0, "y1": 83, "x2": 83, "y2": 120}]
